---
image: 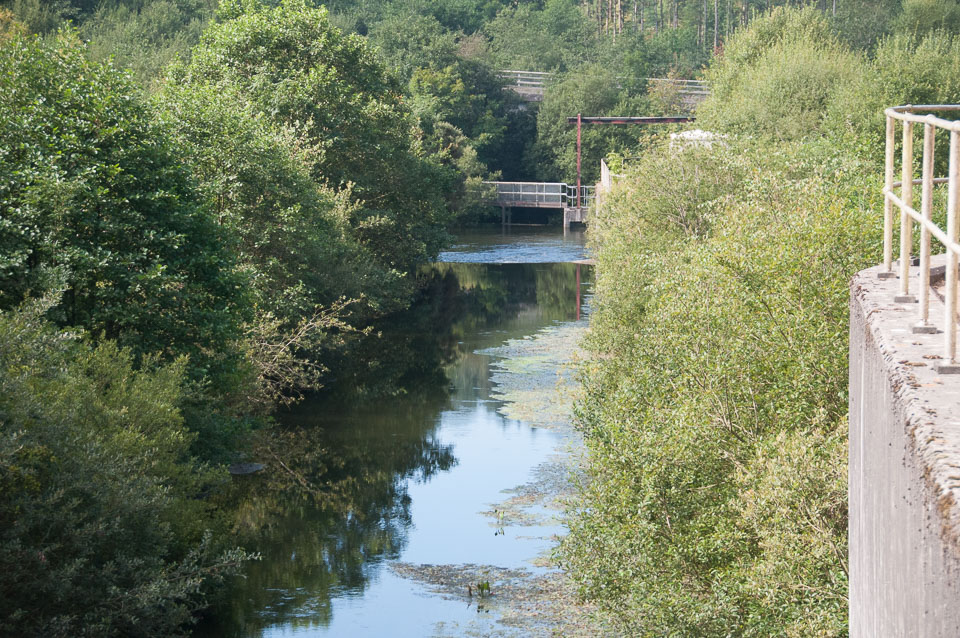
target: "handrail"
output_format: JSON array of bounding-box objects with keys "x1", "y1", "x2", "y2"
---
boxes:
[
  {"x1": 478, "y1": 180, "x2": 594, "y2": 208},
  {"x1": 496, "y1": 70, "x2": 709, "y2": 94},
  {"x1": 882, "y1": 104, "x2": 960, "y2": 371}
]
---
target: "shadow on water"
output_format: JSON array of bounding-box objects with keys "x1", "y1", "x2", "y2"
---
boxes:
[{"x1": 199, "y1": 253, "x2": 593, "y2": 638}]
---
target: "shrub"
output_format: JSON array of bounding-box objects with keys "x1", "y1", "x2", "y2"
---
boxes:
[
  {"x1": 699, "y1": 7, "x2": 867, "y2": 141},
  {"x1": 826, "y1": 30, "x2": 960, "y2": 160},
  {"x1": 0, "y1": 294, "x2": 251, "y2": 636},
  {"x1": 561, "y1": 139, "x2": 880, "y2": 636},
  {"x1": 894, "y1": 0, "x2": 960, "y2": 35}
]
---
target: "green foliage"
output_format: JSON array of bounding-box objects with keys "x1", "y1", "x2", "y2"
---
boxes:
[
  {"x1": 0, "y1": 294, "x2": 252, "y2": 636},
  {"x1": 368, "y1": 12, "x2": 460, "y2": 81},
  {"x1": 0, "y1": 0, "x2": 216, "y2": 87},
  {"x1": 1, "y1": 0, "x2": 72, "y2": 33},
  {"x1": 0, "y1": 32, "x2": 248, "y2": 387},
  {"x1": 154, "y1": 80, "x2": 409, "y2": 318},
  {"x1": 563, "y1": 138, "x2": 878, "y2": 637},
  {"x1": 829, "y1": 0, "x2": 900, "y2": 52},
  {"x1": 699, "y1": 7, "x2": 867, "y2": 141},
  {"x1": 366, "y1": 8, "x2": 529, "y2": 183},
  {"x1": 79, "y1": 0, "x2": 217, "y2": 87},
  {"x1": 827, "y1": 30, "x2": 960, "y2": 160},
  {"x1": 174, "y1": 0, "x2": 452, "y2": 273},
  {"x1": 895, "y1": 0, "x2": 960, "y2": 35},
  {"x1": 593, "y1": 140, "x2": 744, "y2": 244},
  {"x1": 482, "y1": 2, "x2": 595, "y2": 72}
]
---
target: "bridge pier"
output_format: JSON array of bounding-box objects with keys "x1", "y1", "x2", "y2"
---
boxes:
[
  {"x1": 500, "y1": 205, "x2": 511, "y2": 227},
  {"x1": 563, "y1": 206, "x2": 586, "y2": 232}
]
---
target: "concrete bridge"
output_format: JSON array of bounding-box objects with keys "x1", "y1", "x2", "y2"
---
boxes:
[
  {"x1": 477, "y1": 181, "x2": 594, "y2": 229},
  {"x1": 498, "y1": 70, "x2": 710, "y2": 108}
]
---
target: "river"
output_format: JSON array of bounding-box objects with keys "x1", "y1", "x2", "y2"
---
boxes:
[{"x1": 200, "y1": 226, "x2": 596, "y2": 637}]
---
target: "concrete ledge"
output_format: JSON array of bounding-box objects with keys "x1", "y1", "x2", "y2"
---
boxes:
[{"x1": 850, "y1": 257, "x2": 960, "y2": 637}]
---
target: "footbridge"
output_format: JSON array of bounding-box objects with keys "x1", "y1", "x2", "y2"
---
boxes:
[
  {"x1": 498, "y1": 70, "x2": 709, "y2": 108},
  {"x1": 477, "y1": 181, "x2": 594, "y2": 229}
]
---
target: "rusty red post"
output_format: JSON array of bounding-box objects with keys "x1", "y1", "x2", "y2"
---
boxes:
[
  {"x1": 576, "y1": 262, "x2": 581, "y2": 321},
  {"x1": 576, "y1": 113, "x2": 582, "y2": 207}
]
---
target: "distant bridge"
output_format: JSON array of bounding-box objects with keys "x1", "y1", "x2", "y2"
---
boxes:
[
  {"x1": 498, "y1": 70, "x2": 710, "y2": 107},
  {"x1": 477, "y1": 181, "x2": 594, "y2": 229}
]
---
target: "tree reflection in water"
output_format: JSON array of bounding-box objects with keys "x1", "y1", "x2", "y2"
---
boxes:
[{"x1": 199, "y1": 261, "x2": 592, "y2": 637}]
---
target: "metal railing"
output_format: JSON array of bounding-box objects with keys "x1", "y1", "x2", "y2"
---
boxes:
[
  {"x1": 644, "y1": 78, "x2": 711, "y2": 96},
  {"x1": 485, "y1": 181, "x2": 564, "y2": 207},
  {"x1": 478, "y1": 181, "x2": 594, "y2": 209},
  {"x1": 568, "y1": 183, "x2": 595, "y2": 208},
  {"x1": 882, "y1": 104, "x2": 960, "y2": 371},
  {"x1": 497, "y1": 71, "x2": 709, "y2": 98},
  {"x1": 498, "y1": 70, "x2": 552, "y2": 88}
]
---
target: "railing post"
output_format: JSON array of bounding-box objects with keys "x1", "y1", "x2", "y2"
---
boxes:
[
  {"x1": 897, "y1": 120, "x2": 916, "y2": 302},
  {"x1": 915, "y1": 121, "x2": 937, "y2": 332},
  {"x1": 882, "y1": 114, "x2": 896, "y2": 277},
  {"x1": 942, "y1": 130, "x2": 960, "y2": 370}
]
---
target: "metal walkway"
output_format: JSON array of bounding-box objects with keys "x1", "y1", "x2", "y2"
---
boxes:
[
  {"x1": 476, "y1": 181, "x2": 594, "y2": 229},
  {"x1": 478, "y1": 181, "x2": 594, "y2": 208}
]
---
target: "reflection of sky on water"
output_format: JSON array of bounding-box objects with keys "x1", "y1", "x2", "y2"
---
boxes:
[
  {"x1": 400, "y1": 402, "x2": 563, "y2": 569},
  {"x1": 262, "y1": 398, "x2": 564, "y2": 637},
  {"x1": 206, "y1": 230, "x2": 590, "y2": 638},
  {"x1": 438, "y1": 226, "x2": 588, "y2": 263}
]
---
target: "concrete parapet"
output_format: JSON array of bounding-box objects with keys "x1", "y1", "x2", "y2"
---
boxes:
[{"x1": 850, "y1": 257, "x2": 960, "y2": 637}]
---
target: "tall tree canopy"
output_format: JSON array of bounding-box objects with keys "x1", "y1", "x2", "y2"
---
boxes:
[
  {"x1": 0, "y1": 31, "x2": 247, "y2": 383},
  {"x1": 171, "y1": 0, "x2": 453, "y2": 273}
]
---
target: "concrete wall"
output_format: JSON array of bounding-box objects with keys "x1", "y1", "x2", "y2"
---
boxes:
[{"x1": 850, "y1": 259, "x2": 960, "y2": 637}]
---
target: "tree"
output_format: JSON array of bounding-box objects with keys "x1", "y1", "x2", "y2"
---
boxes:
[
  {"x1": 154, "y1": 80, "x2": 409, "y2": 408},
  {"x1": 0, "y1": 31, "x2": 248, "y2": 387},
  {"x1": 175, "y1": 0, "x2": 453, "y2": 274}
]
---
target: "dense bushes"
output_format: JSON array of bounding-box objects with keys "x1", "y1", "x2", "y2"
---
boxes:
[
  {"x1": 564, "y1": 140, "x2": 877, "y2": 635},
  {"x1": 701, "y1": 7, "x2": 960, "y2": 155},
  {"x1": 0, "y1": 294, "x2": 250, "y2": 636},
  {"x1": 698, "y1": 8, "x2": 866, "y2": 141},
  {"x1": 559, "y1": 6, "x2": 960, "y2": 635},
  {"x1": 828, "y1": 30, "x2": 960, "y2": 158}
]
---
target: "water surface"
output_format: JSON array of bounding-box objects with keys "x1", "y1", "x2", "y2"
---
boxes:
[
  {"x1": 203, "y1": 228, "x2": 590, "y2": 637},
  {"x1": 438, "y1": 226, "x2": 587, "y2": 263}
]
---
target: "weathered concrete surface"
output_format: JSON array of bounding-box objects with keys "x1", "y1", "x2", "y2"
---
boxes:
[{"x1": 850, "y1": 257, "x2": 960, "y2": 637}]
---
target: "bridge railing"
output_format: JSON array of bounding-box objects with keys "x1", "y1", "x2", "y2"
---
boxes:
[
  {"x1": 476, "y1": 181, "x2": 594, "y2": 208},
  {"x1": 881, "y1": 104, "x2": 960, "y2": 371},
  {"x1": 484, "y1": 181, "x2": 565, "y2": 207},
  {"x1": 647, "y1": 78, "x2": 710, "y2": 95},
  {"x1": 498, "y1": 70, "x2": 552, "y2": 88},
  {"x1": 566, "y1": 183, "x2": 595, "y2": 208},
  {"x1": 497, "y1": 70, "x2": 708, "y2": 95}
]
